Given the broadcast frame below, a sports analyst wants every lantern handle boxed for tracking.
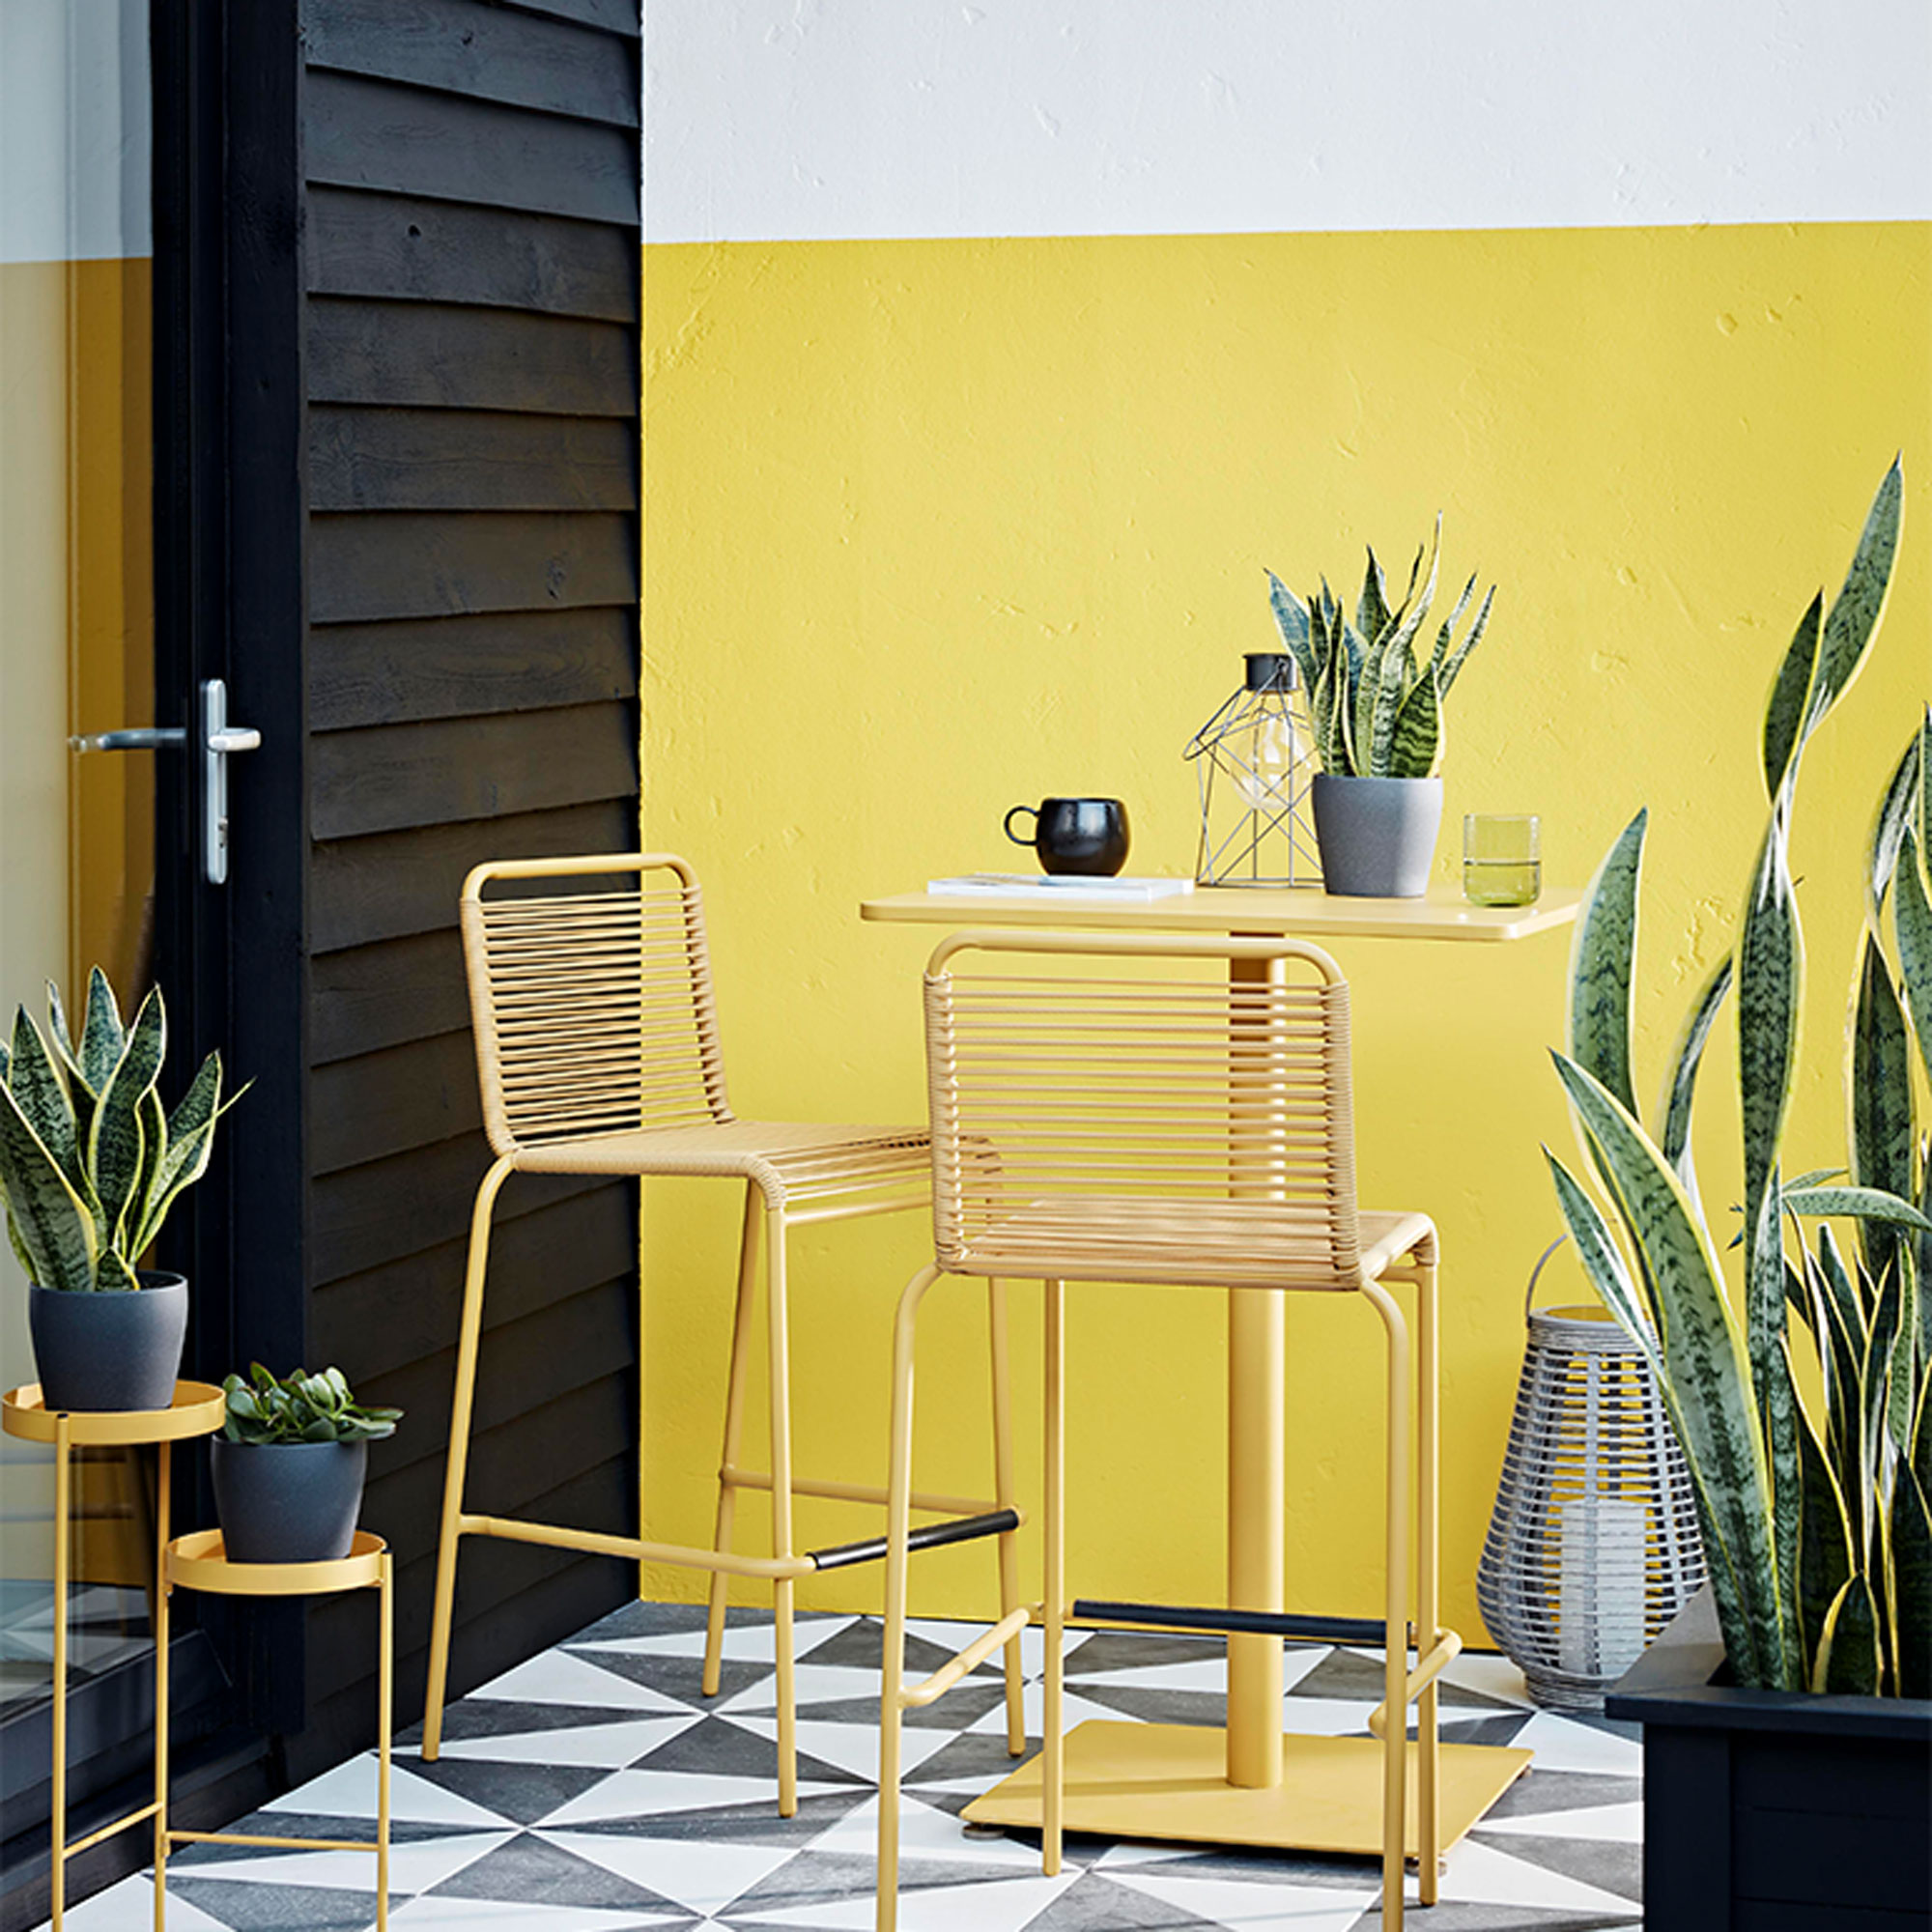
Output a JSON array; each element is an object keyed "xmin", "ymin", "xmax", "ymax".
[{"xmin": 1524, "ymin": 1234, "xmax": 1571, "ymax": 1322}]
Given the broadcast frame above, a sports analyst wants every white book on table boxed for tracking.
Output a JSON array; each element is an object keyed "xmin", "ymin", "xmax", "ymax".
[{"xmin": 925, "ymin": 873, "xmax": 1197, "ymax": 903}]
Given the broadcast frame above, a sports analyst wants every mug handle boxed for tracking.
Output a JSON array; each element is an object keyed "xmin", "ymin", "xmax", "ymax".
[{"xmin": 1003, "ymin": 805, "xmax": 1038, "ymax": 846}]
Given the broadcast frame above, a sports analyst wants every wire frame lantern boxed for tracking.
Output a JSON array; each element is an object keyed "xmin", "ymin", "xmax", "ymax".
[
  {"xmin": 1185, "ymin": 652, "xmax": 1321, "ymax": 887},
  {"xmin": 1477, "ymin": 1239, "xmax": 1707, "ymax": 1710}
]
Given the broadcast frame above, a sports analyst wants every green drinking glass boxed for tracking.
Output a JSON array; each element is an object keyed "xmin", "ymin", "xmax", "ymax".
[{"xmin": 1463, "ymin": 813, "xmax": 1541, "ymax": 907}]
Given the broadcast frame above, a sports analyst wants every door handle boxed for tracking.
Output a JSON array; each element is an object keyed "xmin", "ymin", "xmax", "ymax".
[{"xmin": 70, "ymin": 679, "xmax": 262, "ymax": 886}]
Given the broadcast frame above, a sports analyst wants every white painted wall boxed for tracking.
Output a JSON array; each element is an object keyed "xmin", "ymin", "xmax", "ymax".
[
  {"xmin": 643, "ymin": 0, "xmax": 1932, "ymax": 243},
  {"xmin": 0, "ymin": 0, "xmax": 151, "ymax": 265}
]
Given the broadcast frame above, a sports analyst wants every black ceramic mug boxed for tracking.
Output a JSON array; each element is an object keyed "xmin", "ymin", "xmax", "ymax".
[{"xmin": 1003, "ymin": 797, "xmax": 1131, "ymax": 876}]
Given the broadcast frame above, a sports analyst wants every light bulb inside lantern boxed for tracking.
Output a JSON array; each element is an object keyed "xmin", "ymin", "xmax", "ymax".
[{"xmin": 1234, "ymin": 709, "xmax": 1304, "ymax": 810}]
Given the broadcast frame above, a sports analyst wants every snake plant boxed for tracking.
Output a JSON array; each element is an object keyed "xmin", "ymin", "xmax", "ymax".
[
  {"xmin": 220, "ymin": 1363, "xmax": 401, "ymax": 1444},
  {"xmin": 1548, "ymin": 457, "xmax": 1932, "ymax": 1695},
  {"xmin": 1265, "ymin": 519, "xmax": 1496, "ymax": 778},
  {"xmin": 0, "ymin": 969, "xmax": 241, "ymax": 1292}
]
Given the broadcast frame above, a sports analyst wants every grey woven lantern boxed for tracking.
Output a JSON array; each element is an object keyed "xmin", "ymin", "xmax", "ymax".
[
  {"xmin": 1477, "ymin": 1239, "xmax": 1707, "ymax": 1710},
  {"xmin": 1185, "ymin": 651, "xmax": 1321, "ymax": 887}
]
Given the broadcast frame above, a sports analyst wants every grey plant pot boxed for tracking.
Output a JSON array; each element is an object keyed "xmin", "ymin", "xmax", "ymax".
[
  {"xmin": 28, "ymin": 1271, "xmax": 188, "ymax": 1412},
  {"xmin": 1311, "ymin": 774, "xmax": 1444, "ymax": 898},
  {"xmin": 211, "ymin": 1437, "xmax": 368, "ymax": 1563}
]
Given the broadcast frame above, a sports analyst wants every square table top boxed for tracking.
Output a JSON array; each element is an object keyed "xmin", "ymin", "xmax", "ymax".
[{"xmin": 860, "ymin": 881, "xmax": 1581, "ymax": 944}]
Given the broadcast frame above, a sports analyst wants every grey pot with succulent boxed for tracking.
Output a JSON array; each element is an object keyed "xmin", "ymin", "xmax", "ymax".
[
  {"xmin": 1267, "ymin": 519, "xmax": 1495, "ymax": 896},
  {"xmin": 213, "ymin": 1364, "xmax": 402, "ymax": 1563},
  {"xmin": 1546, "ymin": 460, "xmax": 1930, "ymax": 1926},
  {"xmin": 0, "ymin": 970, "xmax": 241, "ymax": 1411}
]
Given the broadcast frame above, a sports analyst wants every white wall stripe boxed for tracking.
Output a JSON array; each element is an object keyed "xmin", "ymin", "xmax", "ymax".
[{"xmin": 643, "ymin": 0, "xmax": 1932, "ymax": 245}]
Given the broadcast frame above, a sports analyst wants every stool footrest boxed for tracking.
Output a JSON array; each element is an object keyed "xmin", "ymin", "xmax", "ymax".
[
  {"xmin": 810, "ymin": 1507, "xmax": 1021, "ymax": 1573},
  {"xmin": 1071, "ymin": 1599, "xmax": 1406, "ymax": 1648}
]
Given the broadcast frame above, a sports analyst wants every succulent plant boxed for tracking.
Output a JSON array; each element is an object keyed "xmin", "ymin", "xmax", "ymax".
[
  {"xmin": 0, "ymin": 969, "xmax": 242, "ymax": 1292},
  {"xmin": 1265, "ymin": 518, "xmax": 1495, "ymax": 779},
  {"xmin": 220, "ymin": 1363, "xmax": 402, "ymax": 1445},
  {"xmin": 1548, "ymin": 458, "xmax": 1932, "ymax": 1695}
]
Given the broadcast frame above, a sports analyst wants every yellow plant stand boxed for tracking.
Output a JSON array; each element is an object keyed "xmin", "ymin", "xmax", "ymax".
[
  {"xmin": 158, "ymin": 1529, "xmax": 394, "ymax": 1930},
  {"xmin": 1, "ymin": 1381, "xmax": 226, "ymax": 1931}
]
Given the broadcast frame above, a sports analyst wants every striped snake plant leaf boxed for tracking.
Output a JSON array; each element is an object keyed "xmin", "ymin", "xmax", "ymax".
[
  {"xmin": 1739, "ymin": 807, "xmax": 1804, "ymax": 1210},
  {"xmin": 1754, "ymin": 1176, "xmax": 1802, "ymax": 1641},
  {"xmin": 1429, "ymin": 571, "xmax": 1478, "ymax": 680},
  {"xmin": 1761, "ymin": 591, "xmax": 1824, "ymax": 805},
  {"xmin": 1568, "ymin": 810, "xmax": 1647, "ymax": 1118},
  {"xmin": 0, "ymin": 1082, "xmax": 99, "ymax": 1292},
  {"xmin": 1779, "ymin": 1184, "xmax": 1932, "ymax": 1230},
  {"xmin": 76, "ymin": 965, "xmax": 126, "ymax": 1094},
  {"xmin": 1657, "ymin": 953, "xmax": 1734, "ymax": 1216},
  {"xmin": 133, "ymin": 1110, "xmax": 225, "ymax": 1258},
  {"xmin": 1265, "ymin": 572, "xmax": 1321, "ymax": 698},
  {"xmin": 1551, "ymin": 1050, "xmax": 1792, "ymax": 1685},
  {"xmin": 86, "ymin": 986, "xmax": 166, "ymax": 1241},
  {"xmin": 1808, "ymin": 454, "xmax": 1903, "ymax": 737},
  {"xmin": 1387, "ymin": 667, "xmax": 1442, "ymax": 780},
  {"xmin": 1375, "ymin": 526, "xmax": 1441, "ymax": 672},
  {"xmin": 1788, "ymin": 1336, "xmax": 1855, "ymax": 1667},
  {"xmin": 1357, "ymin": 547, "xmax": 1394, "ymax": 648},
  {"xmin": 1367, "ymin": 633, "xmax": 1411, "ymax": 775},
  {"xmin": 96, "ymin": 1248, "xmax": 140, "ymax": 1292},
  {"xmin": 1813, "ymin": 1573, "xmax": 1883, "ymax": 1694},
  {"xmin": 129, "ymin": 1088, "xmax": 168, "ymax": 1254},
  {"xmin": 1892, "ymin": 1461, "xmax": 1932, "ymax": 1697},
  {"xmin": 1353, "ymin": 616, "xmax": 1397, "ymax": 777},
  {"xmin": 1314, "ymin": 645, "xmax": 1350, "ymax": 775},
  {"xmin": 1437, "ymin": 582, "xmax": 1495, "ymax": 698},
  {"xmin": 9, "ymin": 1009, "xmax": 84, "ymax": 1198},
  {"xmin": 1851, "ymin": 933, "xmax": 1916, "ymax": 1286},
  {"xmin": 1893, "ymin": 827, "xmax": 1932, "ymax": 1085},
  {"xmin": 1861, "ymin": 1261, "xmax": 1904, "ymax": 1507},
  {"xmin": 1868, "ymin": 730, "xmax": 1921, "ymax": 919},
  {"xmin": 7, "ymin": 1209, "xmax": 34, "ymax": 1280},
  {"xmin": 43, "ymin": 982, "xmax": 100, "ymax": 1154}
]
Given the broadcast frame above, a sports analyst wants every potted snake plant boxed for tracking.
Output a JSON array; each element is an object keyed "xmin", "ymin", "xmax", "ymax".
[
  {"xmin": 0, "ymin": 971, "xmax": 241, "ymax": 1411},
  {"xmin": 213, "ymin": 1364, "xmax": 401, "ymax": 1563},
  {"xmin": 1266, "ymin": 518, "xmax": 1496, "ymax": 895},
  {"xmin": 1546, "ymin": 459, "xmax": 1931, "ymax": 1930}
]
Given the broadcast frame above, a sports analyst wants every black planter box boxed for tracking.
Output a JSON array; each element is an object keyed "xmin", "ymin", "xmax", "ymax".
[{"xmin": 1607, "ymin": 1588, "xmax": 1932, "ymax": 1930}]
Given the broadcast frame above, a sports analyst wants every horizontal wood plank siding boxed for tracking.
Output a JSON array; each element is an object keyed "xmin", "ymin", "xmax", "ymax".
[{"xmin": 291, "ymin": 0, "xmax": 640, "ymax": 1778}]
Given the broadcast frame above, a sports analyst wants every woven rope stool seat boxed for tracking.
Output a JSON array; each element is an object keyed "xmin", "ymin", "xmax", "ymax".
[
  {"xmin": 1477, "ymin": 1240, "xmax": 1706, "ymax": 1710},
  {"xmin": 421, "ymin": 854, "xmax": 1023, "ymax": 1819}
]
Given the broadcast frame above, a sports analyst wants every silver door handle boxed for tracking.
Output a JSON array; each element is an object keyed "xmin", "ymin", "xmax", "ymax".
[{"xmin": 69, "ymin": 679, "xmax": 261, "ymax": 885}]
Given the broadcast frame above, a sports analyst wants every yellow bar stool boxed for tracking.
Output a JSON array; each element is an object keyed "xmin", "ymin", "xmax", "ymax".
[
  {"xmin": 422, "ymin": 854, "xmax": 1024, "ymax": 1813},
  {"xmin": 876, "ymin": 930, "xmax": 1457, "ymax": 1931}
]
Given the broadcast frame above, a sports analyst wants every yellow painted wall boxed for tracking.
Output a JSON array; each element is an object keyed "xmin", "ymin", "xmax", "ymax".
[{"xmin": 639, "ymin": 221, "xmax": 1932, "ymax": 1638}]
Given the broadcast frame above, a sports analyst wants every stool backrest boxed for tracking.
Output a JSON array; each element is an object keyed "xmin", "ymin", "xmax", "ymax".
[
  {"xmin": 461, "ymin": 854, "xmax": 733, "ymax": 1152},
  {"xmin": 923, "ymin": 930, "xmax": 1364, "ymax": 1290}
]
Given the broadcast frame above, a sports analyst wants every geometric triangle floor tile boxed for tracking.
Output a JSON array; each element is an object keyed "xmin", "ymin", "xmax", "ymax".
[{"xmin": 43, "ymin": 1606, "xmax": 1646, "ymax": 1931}]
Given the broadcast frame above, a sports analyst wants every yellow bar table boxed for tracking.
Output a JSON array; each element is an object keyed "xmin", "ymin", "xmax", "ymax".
[
  {"xmin": 859, "ymin": 881, "xmax": 1580, "ymax": 1860},
  {"xmin": 1, "ymin": 1382, "xmax": 226, "ymax": 1932}
]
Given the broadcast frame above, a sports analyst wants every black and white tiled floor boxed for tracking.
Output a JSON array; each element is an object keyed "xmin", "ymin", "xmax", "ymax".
[{"xmin": 51, "ymin": 1605, "xmax": 1643, "ymax": 1930}]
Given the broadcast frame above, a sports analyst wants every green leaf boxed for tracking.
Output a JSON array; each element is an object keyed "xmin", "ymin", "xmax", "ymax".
[
  {"xmin": 1437, "ymin": 582, "xmax": 1494, "ymax": 697},
  {"xmin": 1809, "ymin": 455, "xmax": 1902, "ymax": 735},
  {"xmin": 0, "ymin": 1082, "xmax": 99, "ymax": 1292},
  {"xmin": 1851, "ymin": 934, "xmax": 1916, "ymax": 1286},
  {"xmin": 1568, "ymin": 810, "xmax": 1647, "ymax": 1117},
  {"xmin": 1894, "ymin": 828, "xmax": 1932, "ymax": 1088},
  {"xmin": 1386, "ymin": 667, "xmax": 1441, "ymax": 779},
  {"xmin": 1429, "ymin": 572, "xmax": 1477, "ymax": 679},
  {"xmin": 125, "ymin": 1088, "xmax": 168, "ymax": 1262},
  {"xmin": 1891, "ymin": 1465, "xmax": 1932, "ymax": 1698},
  {"xmin": 1753, "ymin": 1178, "xmax": 1800, "ymax": 1638},
  {"xmin": 86, "ymin": 986, "xmax": 165, "ymax": 1240},
  {"xmin": 76, "ymin": 967, "xmax": 126, "ymax": 1094},
  {"xmin": 1265, "ymin": 571, "xmax": 1321, "ymax": 698},
  {"xmin": 1551, "ymin": 1051, "xmax": 1790, "ymax": 1685},
  {"xmin": 1352, "ymin": 616, "xmax": 1395, "ymax": 777},
  {"xmin": 1357, "ymin": 547, "xmax": 1392, "ymax": 647},
  {"xmin": 1790, "ymin": 1341, "xmax": 1855, "ymax": 1668},
  {"xmin": 1738, "ymin": 809, "xmax": 1802, "ymax": 1210},
  {"xmin": 1814, "ymin": 1574, "xmax": 1882, "ymax": 1693},
  {"xmin": 1657, "ymin": 954, "xmax": 1734, "ymax": 1214},
  {"xmin": 95, "ymin": 1248, "xmax": 140, "ymax": 1292},
  {"xmin": 1546, "ymin": 1150, "xmax": 1663, "ymax": 1356},
  {"xmin": 1869, "ymin": 729, "xmax": 1922, "ymax": 918},
  {"xmin": 8, "ymin": 1009, "xmax": 83, "ymax": 1196},
  {"xmin": 1762, "ymin": 590, "xmax": 1824, "ymax": 804},
  {"xmin": 1781, "ymin": 1185, "xmax": 1932, "ymax": 1230}
]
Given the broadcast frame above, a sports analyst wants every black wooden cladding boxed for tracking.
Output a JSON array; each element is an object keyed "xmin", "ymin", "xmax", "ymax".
[{"xmin": 283, "ymin": 0, "xmax": 639, "ymax": 1784}]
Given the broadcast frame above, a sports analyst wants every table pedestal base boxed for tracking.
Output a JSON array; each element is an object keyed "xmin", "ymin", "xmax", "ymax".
[{"xmin": 962, "ymin": 1720, "xmax": 1532, "ymax": 1857}]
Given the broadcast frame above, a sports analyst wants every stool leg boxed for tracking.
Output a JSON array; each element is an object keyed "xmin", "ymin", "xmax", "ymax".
[
  {"xmin": 987, "ymin": 1279, "xmax": 1025, "ymax": 1757},
  {"xmin": 424, "ymin": 1153, "xmax": 515, "ymax": 1760},
  {"xmin": 766, "ymin": 1204, "xmax": 799, "ymax": 1817},
  {"xmin": 1042, "ymin": 1278, "xmax": 1065, "ymax": 1879},
  {"xmin": 154, "ymin": 1441, "xmax": 171, "ymax": 1932},
  {"xmin": 1365, "ymin": 1278, "xmax": 1411, "ymax": 1932},
  {"xmin": 1418, "ymin": 1259, "xmax": 1441, "ymax": 1905},
  {"xmin": 377, "ymin": 1552, "xmax": 393, "ymax": 1932},
  {"xmin": 877, "ymin": 1264, "xmax": 938, "ymax": 1932},
  {"xmin": 52, "ymin": 1413, "xmax": 69, "ymax": 1932},
  {"xmin": 703, "ymin": 1185, "xmax": 762, "ymax": 1697}
]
